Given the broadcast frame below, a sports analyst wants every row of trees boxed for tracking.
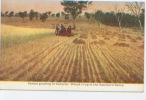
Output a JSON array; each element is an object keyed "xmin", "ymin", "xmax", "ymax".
[
  {"xmin": 84, "ymin": 9, "xmax": 144, "ymax": 28},
  {"xmin": 84, "ymin": 2, "xmax": 144, "ymax": 31},
  {"xmin": 1, "ymin": 1, "xmax": 144, "ymax": 31},
  {"xmin": 1, "ymin": 10, "xmax": 67, "ymax": 22}
]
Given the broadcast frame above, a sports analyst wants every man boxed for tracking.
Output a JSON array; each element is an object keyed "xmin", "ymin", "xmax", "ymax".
[
  {"xmin": 67, "ymin": 25, "xmax": 71, "ymax": 37},
  {"xmin": 55, "ymin": 24, "xmax": 61, "ymax": 36},
  {"xmin": 61, "ymin": 24, "xmax": 66, "ymax": 36}
]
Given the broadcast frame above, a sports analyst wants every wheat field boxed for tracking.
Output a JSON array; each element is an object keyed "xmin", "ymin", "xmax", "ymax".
[
  {"xmin": 1, "ymin": 25, "xmax": 54, "ymax": 47},
  {"xmin": 0, "ymin": 20, "xmax": 144, "ymax": 83}
]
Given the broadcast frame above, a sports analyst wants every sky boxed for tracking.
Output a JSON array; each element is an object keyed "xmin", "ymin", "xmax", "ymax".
[{"xmin": 1, "ymin": 0, "xmax": 145, "ymax": 14}]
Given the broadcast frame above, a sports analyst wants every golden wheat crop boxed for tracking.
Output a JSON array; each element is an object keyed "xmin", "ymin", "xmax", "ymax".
[{"xmin": 1, "ymin": 25, "xmax": 54, "ymax": 47}]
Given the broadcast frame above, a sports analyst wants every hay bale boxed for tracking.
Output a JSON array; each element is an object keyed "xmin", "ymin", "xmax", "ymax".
[
  {"xmin": 136, "ymin": 37, "xmax": 142, "ymax": 40},
  {"xmin": 90, "ymin": 40, "xmax": 106, "ymax": 45},
  {"xmin": 92, "ymin": 35, "xmax": 97, "ymax": 39},
  {"xmin": 73, "ymin": 38, "xmax": 86, "ymax": 44},
  {"xmin": 90, "ymin": 41, "xmax": 98, "ymax": 44},
  {"xmin": 131, "ymin": 39, "xmax": 137, "ymax": 42},
  {"xmin": 119, "ymin": 38, "xmax": 125, "ymax": 41},
  {"xmin": 79, "ymin": 34, "xmax": 88, "ymax": 39},
  {"xmin": 104, "ymin": 37, "xmax": 110, "ymax": 40},
  {"xmin": 121, "ymin": 30, "xmax": 127, "ymax": 33},
  {"xmin": 114, "ymin": 42, "xmax": 129, "ymax": 47},
  {"xmin": 126, "ymin": 35, "xmax": 131, "ymax": 39}
]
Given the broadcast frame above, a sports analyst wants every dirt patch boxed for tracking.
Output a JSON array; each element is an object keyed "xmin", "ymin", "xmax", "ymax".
[
  {"xmin": 114, "ymin": 42, "xmax": 129, "ymax": 47},
  {"xmin": 73, "ymin": 38, "xmax": 86, "ymax": 44}
]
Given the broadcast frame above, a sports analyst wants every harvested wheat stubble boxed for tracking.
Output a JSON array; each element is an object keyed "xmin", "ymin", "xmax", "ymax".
[
  {"xmin": 118, "ymin": 35, "xmax": 126, "ymax": 41},
  {"xmin": 136, "ymin": 36, "xmax": 142, "ymax": 40},
  {"xmin": 73, "ymin": 38, "xmax": 86, "ymax": 44},
  {"xmin": 131, "ymin": 39, "xmax": 137, "ymax": 42},
  {"xmin": 139, "ymin": 44, "xmax": 144, "ymax": 49},
  {"xmin": 90, "ymin": 40, "xmax": 106, "ymax": 45},
  {"xmin": 91, "ymin": 35, "xmax": 97, "ymax": 39},
  {"xmin": 126, "ymin": 35, "xmax": 131, "ymax": 39},
  {"xmin": 90, "ymin": 41, "xmax": 98, "ymax": 44},
  {"xmin": 104, "ymin": 37, "xmax": 110, "ymax": 40},
  {"xmin": 114, "ymin": 42, "xmax": 129, "ymax": 47},
  {"xmin": 121, "ymin": 30, "xmax": 127, "ymax": 33},
  {"xmin": 79, "ymin": 34, "xmax": 88, "ymax": 39}
]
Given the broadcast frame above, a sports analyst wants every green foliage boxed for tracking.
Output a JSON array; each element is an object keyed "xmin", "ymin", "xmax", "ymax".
[
  {"xmin": 40, "ymin": 13, "xmax": 48, "ymax": 22},
  {"xmin": 5, "ymin": 11, "xmax": 9, "ymax": 16},
  {"xmin": 18, "ymin": 11, "xmax": 27, "ymax": 21},
  {"xmin": 61, "ymin": 12, "xmax": 66, "ymax": 16},
  {"xmin": 140, "ymin": 9, "xmax": 145, "ymax": 27},
  {"xmin": 65, "ymin": 14, "xmax": 70, "ymax": 19},
  {"xmin": 29, "ymin": 10, "xmax": 35, "ymax": 20},
  {"xmin": 61, "ymin": 0, "xmax": 92, "ymax": 29},
  {"xmin": 84, "ymin": 12, "xmax": 91, "ymax": 20},
  {"xmin": 48, "ymin": 11, "xmax": 52, "ymax": 16},
  {"xmin": 94, "ymin": 10, "xmax": 104, "ymax": 22},
  {"xmin": 61, "ymin": 0, "xmax": 90, "ymax": 20},
  {"xmin": 92, "ymin": 9, "xmax": 144, "ymax": 28},
  {"xmin": 8, "ymin": 11, "xmax": 14, "ymax": 18},
  {"xmin": 51, "ymin": 14, "xmax": 55, "ymax": 18},
  {"xmin": 1, "ymin": 12, "xmax": 4, "ymax": 17},
  {"xmin": 56, "ymin": 12, "xmax": 60, "ymax": 18}
]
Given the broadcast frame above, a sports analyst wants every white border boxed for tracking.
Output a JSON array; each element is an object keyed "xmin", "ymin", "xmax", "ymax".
[{"xmin": 0, "ymin": 0, "xmax": 146, "ymax": 100}]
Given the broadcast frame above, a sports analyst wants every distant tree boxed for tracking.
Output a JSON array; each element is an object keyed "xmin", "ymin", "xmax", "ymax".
[
  {"xmin": 61, "ymin": 0, "xmax": 92, "ymax": 29},
  {"xmin": 113, "ymin": 4, "xmax": 125, "ymax": 29},
  {"xmin": 5, "ymin": 11, "xmax": 9, "ymax": 16},
  {"xmin": 56, "ymin": 12, "xmax": 60, "ymax": 18},
  {"xmin": 61, "ymin": 12, "xmax": 66, "ymax": 16},
  {"xmin": 34, "ymin": 12, "xmax": 39, "ymax": 20},
  {"xmin": 29, "ymin": 10, "xmax": 35, "ymax": 20},
  {"xmin": 48, "ymin": 11, "xmax": 52, "ymax": 16},
  {"xmin": 51, "ymin": 14, "xmax": 55, "ymax": 18},
  {"xmin": 8, "ymin": 11, "xmax": 14, "ymax": 19},
  {"xmin": 140, "ymin": 9, "xmax": 145, "ymax": 27},
  {"xmin": 40, "ymin": 13, "xmax": 48, "ymax": 22},
  {"xmin": 94, "ymin": 10, "xmax": 104, "ymax": 28},
  {"xmin": 18, "ymin": 11, "xmax": 27, "ymax": 22},
  {"xmin": 125, "ymin": 2, "xmax": 144, "ymax": 31},
  {"xmin": 65, "ymin": 14, "xmax": 70, "ymax": 20},
  {"xmin": 15, "ymin": 13, "xmax": 19, "ymax": 17},
  {"xmin": 1, "ymin": 12, "xmax": 5, "ymax": 17},
  {"xmin": 102, "ymin": 12, "xmax": 116, "ymax": 26},
  {"xmin": 84, "ymin": 12, "xmax": 91, "ymax": 21},
  {"xmin": 122, "ymin": 13, "xmax": 137, "ymax": 27}
]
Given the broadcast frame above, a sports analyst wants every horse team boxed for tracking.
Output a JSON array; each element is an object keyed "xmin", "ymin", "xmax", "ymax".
[{"xmin": 55, "ymin": 24, "xmax": 72, "ymax": 37}]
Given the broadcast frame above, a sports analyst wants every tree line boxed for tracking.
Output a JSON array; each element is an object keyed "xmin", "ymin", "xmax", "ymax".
[
  {"xmin": 85, "ymin": 9, "xmax": 144, "ymax": 28},
  {"xmin": 84, "ymin": 2, "xmax": 144, "ymax": 31},
  {"xmin": 1, "ymin": 1, "xmax": 144, "ymax": 31},
  {"xmin": 1, "ymin": 10, "xmax": 69, "ymax": 22}
]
